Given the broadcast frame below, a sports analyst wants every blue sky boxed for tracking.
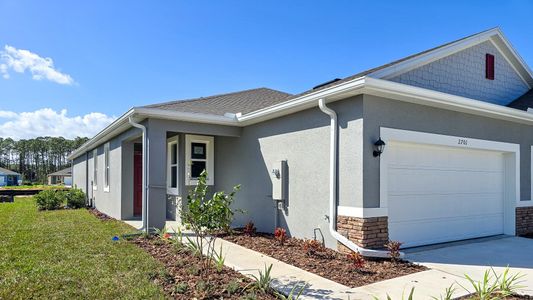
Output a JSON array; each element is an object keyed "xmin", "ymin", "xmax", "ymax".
[{"xmin": 0, "ymin": 0, "xmax": 532, "ymax": 139}]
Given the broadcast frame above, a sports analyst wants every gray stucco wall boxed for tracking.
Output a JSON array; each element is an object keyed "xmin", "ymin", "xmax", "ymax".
[
  {"xmin": 72, "ymin": 155, "xmax": 87, "ymax": 192},
  {"xmin": 215, "ymin": 96, "xmax": 364, "ymax": 248},
  {"xmin": 362, "ymin": 94, "xmax": 533, "ymax": 208},
  {"xmin": 389, "ymin": 41, "xmax": 529, "ymax": 105}
]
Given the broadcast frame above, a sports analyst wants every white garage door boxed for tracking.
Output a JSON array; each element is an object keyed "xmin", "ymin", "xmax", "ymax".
[{"xmin": 387, "ymin": 141, "xmax": 505, "ymax": 248}]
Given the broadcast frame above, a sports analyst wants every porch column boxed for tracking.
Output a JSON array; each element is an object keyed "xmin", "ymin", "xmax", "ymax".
[{"xmin": 146, "ymin": 120, "xmax": 167, "ymax": 229}]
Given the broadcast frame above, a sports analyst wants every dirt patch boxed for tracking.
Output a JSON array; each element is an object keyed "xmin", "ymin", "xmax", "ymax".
[
  {"xmin": 221, "ymin": 230, "xmax": 426, "ymax": 288},
  {"xmin": 131, "ymin": 236, "xmax": 278, "ymax": 299}
]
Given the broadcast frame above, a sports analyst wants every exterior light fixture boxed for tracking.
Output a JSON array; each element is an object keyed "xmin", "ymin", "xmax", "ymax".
[{"xmin": 373, "ymin": 138, "xmax": 386, "ymax": 157}]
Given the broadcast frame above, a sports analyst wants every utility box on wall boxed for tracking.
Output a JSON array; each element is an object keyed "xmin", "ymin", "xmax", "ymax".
[{"xmin": 271, "ymin": 160, "xmax": 287, "ymax": 201}]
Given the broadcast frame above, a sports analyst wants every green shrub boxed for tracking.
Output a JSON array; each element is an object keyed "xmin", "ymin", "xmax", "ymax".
[
  {"xmin": 34, "ymin": 190, "xmax": 66, "ymax": 210},
  {"xmin": 65, "ymin": 188, "xmax": 86, "ymax": 209}
]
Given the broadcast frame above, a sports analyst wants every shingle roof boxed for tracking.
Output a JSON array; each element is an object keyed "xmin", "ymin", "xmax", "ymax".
[
  {"xmin": 0, "ymin": 167, "xmax": 20, "ymax": 176},
  {"xmin": 48, "ymin": 167, "xmax": 72, "ymax": 177},
  {"xmin": 143, "ymin": 88, "xmax": 293, "ymax": 116}
]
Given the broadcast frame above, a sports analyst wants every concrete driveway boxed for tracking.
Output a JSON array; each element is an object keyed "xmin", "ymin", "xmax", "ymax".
[
  {"xmin": 344, "ymin": 236, "xmax": 533, "ymax": 299},
  {"xmin": 405, "ymin": 236, "xmax": 533, "ymax": 297}
]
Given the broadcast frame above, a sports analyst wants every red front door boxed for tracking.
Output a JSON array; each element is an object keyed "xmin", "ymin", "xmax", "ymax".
[{"xmin": 133, "ymin": 145, "xmax": 143, "ymax": 216}]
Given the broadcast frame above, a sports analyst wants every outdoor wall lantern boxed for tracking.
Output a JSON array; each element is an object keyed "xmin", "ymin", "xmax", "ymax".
[{"xmin": 373, "ymin": 138, "xmax": 386, "ymax": 157}]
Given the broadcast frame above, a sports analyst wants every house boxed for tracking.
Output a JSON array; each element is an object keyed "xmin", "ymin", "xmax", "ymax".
[
  {"xmin": 69, "ymin": 28, "xmax": 533, "ymax": 255},
  {"xmin": 47, "ymin": 167, "xmax": 72, "ymax": 186},
  {"xmin": 0, "ymin": 167, "xmax": 21, "ymax": 187}
]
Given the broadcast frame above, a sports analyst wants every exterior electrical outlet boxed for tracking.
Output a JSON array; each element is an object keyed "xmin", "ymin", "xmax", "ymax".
[{"xmin": 271, "ymin": 160, "xmax": 287, "ymax": 201}]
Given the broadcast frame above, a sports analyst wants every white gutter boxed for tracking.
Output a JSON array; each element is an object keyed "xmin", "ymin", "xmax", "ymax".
[
  {"xmin": 318, "ymin": 98, "xmax": 394, "ymax": 258},
  {"xmin": 128, "ymin": 116, "xmax": 149, "ymax": 234}
]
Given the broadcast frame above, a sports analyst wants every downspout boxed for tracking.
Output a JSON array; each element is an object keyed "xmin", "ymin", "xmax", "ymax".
[
  {"xmin": 128, "ymin": 116, "xmax": 149, "ymax": 234},
  {"xmin": 318, "ymin": 98, "xmax": 392, "ymax": 258}
]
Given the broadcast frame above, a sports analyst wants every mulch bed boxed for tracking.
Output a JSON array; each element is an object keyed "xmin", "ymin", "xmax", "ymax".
[
  {"xmin": 221, "ymin": 230, "xmax": 427, "ymax": 288},
  {"xmin": 131, "ymin": 236, "xmax": 277, "ymax": 299},
  {"xmin": 87, "ymin": 208, "xmax": 114, "ymax": 221}
]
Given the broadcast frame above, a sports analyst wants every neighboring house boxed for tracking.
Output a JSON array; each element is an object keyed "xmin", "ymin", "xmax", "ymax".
[
  {"xmin": 0, "ymin": 167, "xmax": 21, "ymax": 187},
  {"xmin": 47, "ymin": 168, "xmax": 72, "ymax": 186},
  {"xmin": 69, "ymin": 28, "xmax": 533, "ymax": 254}
]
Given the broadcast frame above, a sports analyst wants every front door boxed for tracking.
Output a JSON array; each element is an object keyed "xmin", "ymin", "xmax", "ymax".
[{"xmin": 133, "ymin": 144, "xmax": 143, "ymax": 217}]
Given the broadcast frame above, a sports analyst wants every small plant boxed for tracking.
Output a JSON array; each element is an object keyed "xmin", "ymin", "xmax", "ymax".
[
  {"xmin": 346, "ymin": 251, "xmax": 365, "ymax": 269},
  {"xmin": 65, "ymin": 188, "xmax": 86, "ymax": 208},
  {"xmin": 211, "ymin": 245, "xmax": 226, "ymax": 273},
  {"xmin": 196, "ymin": 280, "xmax": 213, "ymax": 294},
  {"xmin": 225, "ymin": 279, "xmax": 242, "ymax": 295},
  {"xmin": 153, "ymin": 225, "xmax": 168, "ymax": 240},
  {"xmin": 186, "ymin": 265, "xmax": 200, "ymax": 276},
  {"xmin": 174, "ymin": 282, "xmax": 188, "ymax": 294},
  {"xmin": 493, "ymin": 266, "xmax": 525, "ymax": 297},
  {"xmin": 431, "ymin": 283, "xmax": 456, "ymax": 300},
  {"xmin": 385, "ymin": 240, "xmax": 402, "ymax": 262},
  {"xmin": 274, "ymin": 227, "xmax": 287, "ymax": 246},
  {"xmin": 373, "ymin": 287, "xmax": 415, "ymax": 300},
  {"xmin": 243, "ymin": 221, "xmax": 257, "ymax": 236},
  {"xmin": 302, "ymin": 239, "xmax": 324, "ymax": 257},
  {"xmin": 34, "ymin": 189, "xmax": 66, "ymax": 210},
  {"xmin": 184, "ymin": 236, "xmax": 201, "ymax": 256},
  {"xmin": 247, "ymin": 264, "xmax": 273, "ymax": 294}
]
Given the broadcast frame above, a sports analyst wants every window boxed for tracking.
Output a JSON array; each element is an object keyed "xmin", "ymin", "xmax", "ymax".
[
  {"xmin": 93, "ymin": 149, "xmax": 98, "ymax": 190},
  {"xmin": 185, "ymin": 135, "xmax": 214, "ymax": 185},
  {"xmin": 167, "ymin": 137, "xmax": 179, "ymax": 195},
  {"xmin": 486, "ymin": 53, "xmax": 495, "ymax": 80},
  {"xmin": 104, "ymin": 143, "xmax": 110, "ymax": 192}
]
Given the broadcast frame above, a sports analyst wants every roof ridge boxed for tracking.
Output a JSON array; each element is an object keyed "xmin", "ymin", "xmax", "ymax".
[{"xmin": 144, "ymin": 87, "xmax": 291, "ymax": 108}]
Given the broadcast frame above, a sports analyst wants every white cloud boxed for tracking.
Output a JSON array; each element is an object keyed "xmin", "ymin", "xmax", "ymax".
[
  {"xmin": 0, "ymin": 45, "xmax": 74, "ymax": 85},
  {"xmin": 0, "ymin": 108, "xmax": 115, "ymax": 140}
]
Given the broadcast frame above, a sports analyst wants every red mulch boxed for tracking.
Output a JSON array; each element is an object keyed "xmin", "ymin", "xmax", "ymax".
[
  {"xmin": 221, "ymin": 230, "xmax": 427, "ymax": 288},
  {"xmin": 131, "ymin": 236, "xmax": 277, "ymax": 299},
  {"xmin": 87, "ymin": 208, "xmax": 114, "ymax": 221}
]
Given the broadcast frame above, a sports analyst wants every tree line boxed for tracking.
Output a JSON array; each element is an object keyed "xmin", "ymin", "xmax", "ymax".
[{"xmin": 0, "ymin": 137, "xmax": 89, "ymax": 184}]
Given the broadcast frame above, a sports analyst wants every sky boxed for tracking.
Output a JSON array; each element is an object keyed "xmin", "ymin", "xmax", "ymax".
[{"xmin": 0, "ymin": 0, "xmax": 532, "ymax": 139}]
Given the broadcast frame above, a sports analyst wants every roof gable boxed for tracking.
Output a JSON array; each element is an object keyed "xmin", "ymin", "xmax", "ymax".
[
  {"xmin": 368, "ymin": 28, "xmax": 533, "ymax": 88},
  {"xmin": 387, "ymin": 40, "xmax": 529, "ymax": 105},
  {"xmin": 0, "ymin": 167, "xmax": 20, "ymax": 176}
]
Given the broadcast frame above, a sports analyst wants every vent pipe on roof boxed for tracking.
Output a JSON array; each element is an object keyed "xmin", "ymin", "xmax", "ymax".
[
  {"xmin": 128, "ymin": 116, "xmax": 149, "ymax": 234},
  {"xmin": 318, "ymin": 98, "xmax": 396, "ymax": 258}
]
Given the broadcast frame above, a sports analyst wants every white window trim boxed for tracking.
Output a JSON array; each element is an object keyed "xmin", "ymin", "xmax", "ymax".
[
  {"xmin": 185, "ymin": 134, "xmax": 214, "ymax": 186},
  {"xmin": 92, "ymin": 149, "xmax": 98, "ymax": 191},
  {"xmin": 104, "ymin": 143, "xmax": 110, "ymax": 192},
  {"xmin": 167, "ymin": 136, "xmax": 179, "ymax": 195}
]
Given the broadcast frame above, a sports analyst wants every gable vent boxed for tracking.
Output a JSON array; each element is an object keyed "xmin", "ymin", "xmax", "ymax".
[{"xmin": 486, "ymin": 53, "xmax": 495, "ymax": 80}]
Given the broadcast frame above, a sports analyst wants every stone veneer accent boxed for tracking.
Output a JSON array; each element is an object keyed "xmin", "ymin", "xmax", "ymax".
[
  {"xmin": 516, "ymin": 206, "xmax": 533, "ymax": 236},
  {"xmin": 337, "ymin": 215, "xmax": 388, "ymax": 253}
]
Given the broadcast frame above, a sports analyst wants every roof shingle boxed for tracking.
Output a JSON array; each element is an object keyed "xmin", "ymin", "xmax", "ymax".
[{"xmin": 143, "ymin": 88, "xmax": 292, "ymax": 116}]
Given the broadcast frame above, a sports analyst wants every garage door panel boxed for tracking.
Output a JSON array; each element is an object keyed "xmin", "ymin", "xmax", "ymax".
[
  {"xmin": 388, "ymin": 168, "xmax": 503, "ymax": 195},
  {"xmin": 386, "ymin": 142, "xmax": 505, "ymax": 248},
  {"xmin": 389, "ymin": 213, "xmax": 503, "ymax": 247},
  {"xmin": 389, "ymin": 194, "xmax": 503, "ymax": 222}
]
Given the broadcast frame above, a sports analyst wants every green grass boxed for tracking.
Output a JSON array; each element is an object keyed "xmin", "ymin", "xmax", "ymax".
[
  {"xmin": 0, "ymin": 197, "xmax": 167, "ymax": 299},
  {"xmin": 0, "ymin": 185, "xmax": 68, "ymax": 190}
]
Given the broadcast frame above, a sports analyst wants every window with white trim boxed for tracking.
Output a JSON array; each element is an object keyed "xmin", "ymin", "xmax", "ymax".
[
  {"xmin": 93, "ymin": 149, "xmax": 98, "ymax": 190},
  {"xmin": 167, "ymin": 137, "xmax": 179, "ymax": 195},
  {"xmin": 104, "ymin": 143, "xmax": 110, "ymax": 192},
  {"xmin": 185, "ymin": 135, "xmax": 214, "ymax": 185}
]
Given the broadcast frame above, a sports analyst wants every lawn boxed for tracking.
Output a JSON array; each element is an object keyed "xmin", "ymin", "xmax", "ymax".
[
  {"xmin": 0, "ymin": 197, "xmax": 166, "ymax": 299},
  {"xmin": 0, "ymin": 185, "xmax": 68, "ymax": 190}
]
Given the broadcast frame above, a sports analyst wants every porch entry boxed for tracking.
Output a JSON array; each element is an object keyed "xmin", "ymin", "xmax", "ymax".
[{"xmin": 133, "ymin": 143, "xmax": 142, "ymax": 217}]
